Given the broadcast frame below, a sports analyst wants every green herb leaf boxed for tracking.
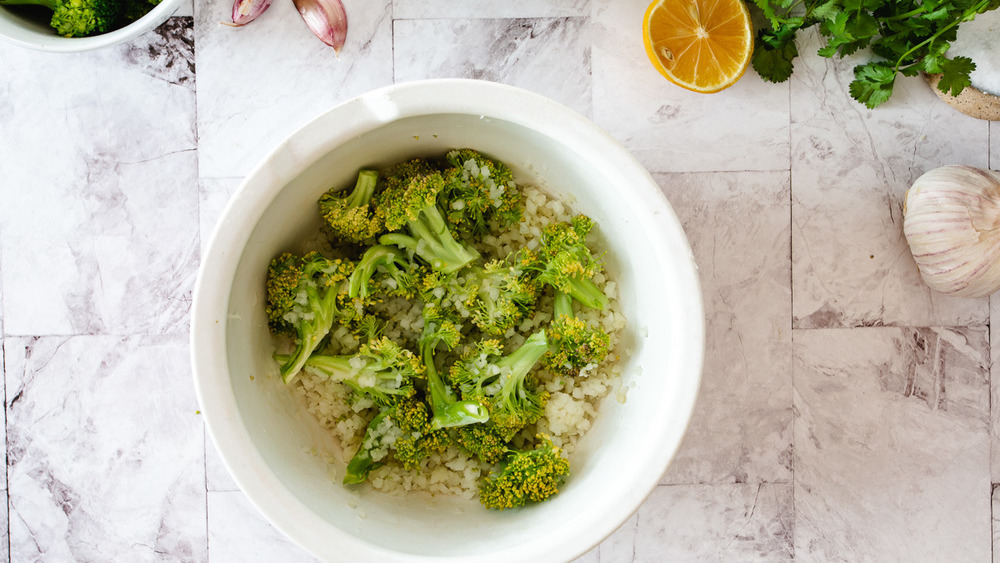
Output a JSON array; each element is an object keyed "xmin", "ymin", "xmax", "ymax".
[
  {"xmin": 752, "ymin": 34, "xmax": 800, "ymax": 83},
  {"xmin": 751, "ymin": 0, "xmax": 780, "ymax": 26},
  {"xmin": 936, "ymin": 56, "xmax": 976, "ymax": 96},
  {"xmin": 749, "ymin": 0, "xmax": 997, "ymax": 107},
  {"xmin": 811, "ymin": 0, "xmax": 841, "ymax": 19},
  {"xmin": 849, "ymin": 62, "xmax": 897, "ymax": 108},
  {"xmin": 841, "ymin": 0, "xmax": 886, "ymax": 12}
]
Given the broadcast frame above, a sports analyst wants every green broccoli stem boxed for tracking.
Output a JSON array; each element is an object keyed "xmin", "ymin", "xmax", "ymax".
[
  {"xmin": 343, "ymin": 409, "xmax": 389, "ymax": 484},
  {"xmin": 553, "ymin": 291, "xmax": 573, "ymax": 319},
  {"xmin": 302, "ymin": 354, "xmax": 386, "ymax": 390},
  {"xmin": 457, "ymin": 331, "xmax": 549, "ymax": 431},
  {"xmin": 420, "ymin": 336, "xmax": 489, "ymax": 430},
  {"xmin": 494, "ymin": 332, "xmax": 549, "ymax": 417},
  {"xmin": 564, "ymin": 277, "xmax": 609, "ymax": 310},
  {"xmin": 278, "ymin": 282, "xmax": 341, "ymax": 384},
  {"xmin": 380, "ymin": 205, "xmax": 479, "ymax": 273},
  {"xmin": 379, "ymin": 233, "xmax": 416, "ymax": 252},
  {"xmin": 343, "ymin": 448, "xmax": 374, "ymax": 484},
  {"xmin": 348, "ymin": 245, "xmax": 407, "ymax": 298},
  {"xmin": 299, "ymin": 353, "xmax": 416, "ymax": 406},
  {"xmin": 347, "ymin": 170, "xmax": 378, "ymax": 207},
  {"xmin": 301, "ymin": 354, "xmax": 355, "ymax": 377},
  {"xmin": 497, "ymin": 330, "xmax": 549, "ymax": 382}
]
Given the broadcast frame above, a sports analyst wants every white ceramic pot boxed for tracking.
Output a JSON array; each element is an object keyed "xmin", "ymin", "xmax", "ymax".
[
  {"xmin": 191, "ymin": 78, "xmax": 704, "ymax": 563},
  {"xmin": 0, "ymin": 0, "xmax": 183, "ymax": 52}
]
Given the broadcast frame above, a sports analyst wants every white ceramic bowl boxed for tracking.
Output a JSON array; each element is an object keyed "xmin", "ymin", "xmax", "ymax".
[
  {"xmin": 0, "ymin": 0, "xmax": 182, "ymax": 52},
  {"xmin": 192, "ymin": 79, "xmax": 704, "ymax": 562}
]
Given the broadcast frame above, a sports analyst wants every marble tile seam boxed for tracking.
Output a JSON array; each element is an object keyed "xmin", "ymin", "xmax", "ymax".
[
  {"xmin": 200, "ymin": 426, "xmax": 213, "ymax": 559},
  {"xmin": 656, "ymin": 168, "xmax": 795, "ymax": 175},
  {"xmin": 0, "ymin": 330, "xmax": 193, "ymax": 339},
  {"xmin": 387, "ymin": 15, "xmax": 590, "ymax": 21},
  {"xmin": 788, "ymin": 323, "xmax": 990, "ymax": 331},
  {"xmin": 195, "ymin": 175, "xmax": 246, "ymax": 183},
  {"xmin": 654, "ymin": 479, "xmax": 795, "ymax": 487},
  {"xmin": 991, "ymin": 126, "xmax": 995, "ymax": 170}
]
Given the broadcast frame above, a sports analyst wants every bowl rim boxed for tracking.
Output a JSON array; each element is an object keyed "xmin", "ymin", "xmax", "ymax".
[
  {"xmin": 0, "ymin": 0, "xmax": 183, "ymax": 52},
  {"xmin": 191, "ymin": 78, "xmax": 705, "ymax": 562}
]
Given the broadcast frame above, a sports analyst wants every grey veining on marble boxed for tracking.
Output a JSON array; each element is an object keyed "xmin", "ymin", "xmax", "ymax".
[
  {"xmin": 5, "ymin": 335, "xmax": 206, "ymax": 561},
  {"xmin": 601, "ymin": 484, "xmax": 794, "ymax": 561},
  {"xmin": 992, "ymin": 123, "xmax": 999, "ymax": 168},
  {"xmin": 199, "ymin": 178, "xmax": 241, "ymax": 255},
  {"xmin": 392, "ymin": 0, "xmax": 590, "ymax": 20},
  {"xmin": 193, "ymin": 0, "xmax": 393, "ymax": 179},
  {"xmin": 0, "ymin": 383, "xmax": 6, "ymax": 563},
  {"xmin": 209, "ymin": 491, "xmax": 317, "ymax": 562},
  {"xmin": 0, "ymin": 0, "xmax": 998, "ymax": 560},
  {"xmin": 0, "ymin": 19, "xmax": 198, "ymax": 338},
  {"xmin": 205, "ymin": 434, "xmax": 239, "ymax": 494},
  {"xmin": 393, "ymin": 17, "xmax": 592, "ymax": 118},
  {"xmin": 994, "ymin": 486, "xmax": 1000, "ymax": 563},
  {"xmin": 794, "ymin": 327, "xmax": 991, "ymax": 561},
  {"xmin": 994, "ymin": 295, "xmax": 1000, "ymax": 483},
  {"xmin": 656, "ymin": 171, "xmax": 792, "ymax": 486}
]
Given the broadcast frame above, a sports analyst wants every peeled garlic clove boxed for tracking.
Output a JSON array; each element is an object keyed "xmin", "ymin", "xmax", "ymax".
[
  {"xmin": 230, "ymin": 0, "xmax": 273, "ymax": 26},
  {"xmin": 903, "ymin": 165, "xmax": 1000, "ymax": 297},
  {"xmin": 291, "ymin": 0, "xmax": 347, "ymax": 53}
]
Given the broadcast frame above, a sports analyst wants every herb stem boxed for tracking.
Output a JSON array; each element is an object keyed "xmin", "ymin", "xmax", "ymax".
[
  {"xmin": 882, "ymin": 6, "xmax": 927, "ymax": 21},
  {"xmin": 891, "ymin": 0, "xmax": 991, "ymax": 71}
]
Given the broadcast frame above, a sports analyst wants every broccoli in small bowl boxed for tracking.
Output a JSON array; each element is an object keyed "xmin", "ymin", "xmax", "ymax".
[{"xmin": 0, "ymin": 0, "xmax": 178, "ymax": 50}]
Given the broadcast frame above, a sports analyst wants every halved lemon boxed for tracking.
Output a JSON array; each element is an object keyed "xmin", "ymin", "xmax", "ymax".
[{"xmin": 642, "ymin": 0, "xmax": 753, "ymax": 94}]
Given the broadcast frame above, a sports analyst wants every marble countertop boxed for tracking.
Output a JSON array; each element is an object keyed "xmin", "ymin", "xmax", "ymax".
[{"xmin": 0, "ymin": 0, "xmax": 997, "ymax": 560}]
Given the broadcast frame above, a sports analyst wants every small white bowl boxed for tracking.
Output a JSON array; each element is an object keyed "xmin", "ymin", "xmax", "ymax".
[
  {"xmin": 0, "ymin": 0, "xmax": 182, "ymax": 52},
  {"xmin": 192, "ymin": 79, "xmax": 704, "ymax": 562}
]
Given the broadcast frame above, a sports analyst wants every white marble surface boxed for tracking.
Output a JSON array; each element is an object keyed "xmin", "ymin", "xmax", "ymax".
[{"xmin": 0, "ymin": 0, "xmax": 997, "ymax": 560}]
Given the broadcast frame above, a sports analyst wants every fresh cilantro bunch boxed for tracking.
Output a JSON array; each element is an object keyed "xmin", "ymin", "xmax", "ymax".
[{"xmin": 751, "ymin": 0, "xmax": 999, "ymax": 108}]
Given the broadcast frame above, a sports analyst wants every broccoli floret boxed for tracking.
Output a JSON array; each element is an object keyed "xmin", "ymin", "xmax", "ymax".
[
  {"xmin": 52, "ymin": 0, "xmax": 123, "ymax": 36},
  {"xmin": 440, "ymin": 149, "xmax": 523, "ymax": 237},
  {"xmin": 450, "ymin": 330, "xmax": 550, "ymax": 432},
  {"xmin": 418, "ymin": 307, "xmax": 489, "ymax": 430},
  {"xmin": 328, "ymin": 340, "xmax": 432, "ymax": 486},
  {"xmin": 348, "ymin": 244, "xmax": 419, "ymax": 299},
  {"xmin": 521, "ymin": 215, "xmax": 609, "ymax": 310},
  {"xmin": 544, "ymin": 291, "xmax": 611, "ymax": 376},
  {"xmin": 388, "ymin": 395, "xmax": 451, "ymax": 470},
  {"xmin": 417, "ymin": 269, "xmax": 479, "ymax": 318},
  {"xmin": 343, "ymin": 394, "xmax": 450, "ymax": 484},
  {"xmin": 478, "ymin": 435, "xmax": 570, "ymax": 509},
  {"xmin": 466, "ymin": 260, "xmax": 539, "ymax": 335},
  {"xmin": 265, "ymin": 252, "xmax": 358, "ymax": 384},
  {"xmin": 455, "ymin": 423, "xmax": 513, "ymax": 465},
  {"xmin": 0, "ymin": 0, "xmax": 126, "ymax": 36},
  {"xmin": 382, "ymin": 158, "xmax": 436, "ymax": 191},
  {"xmin": 319, "ymin": 170, "xmax": 384, "ymax": 244},
  {"xmin": 417, "ymin": 260, "xmax": 538, "ymax": 336},
  {"xmin": 377, "ymin": 168, "xmax": 480, "ymax": 273},
  {"xmin": 294, "ymin": 336, "xmax": 422, "ymax": 404},
  {"xmin": 354, "ymin": 315, "xmax": 385, "ymax": 342}
]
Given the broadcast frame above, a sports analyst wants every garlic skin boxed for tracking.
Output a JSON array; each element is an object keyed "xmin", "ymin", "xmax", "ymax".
[
  {"xmin": 291, "ymin": 0, "xmax": 347, "ymax": 53},
  {"xmin": 230, "ymin": 0, "xmax": 273, "ymax": 26},
  {"xmin": 903, "ymin": 165, "xmax": 1000, "ymax": 297}
]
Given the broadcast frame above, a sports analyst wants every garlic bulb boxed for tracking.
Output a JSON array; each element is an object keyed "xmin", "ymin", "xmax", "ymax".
[{"xmin": 903, "ymin": 165, "xmax": 1000, "ymax": 297}]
